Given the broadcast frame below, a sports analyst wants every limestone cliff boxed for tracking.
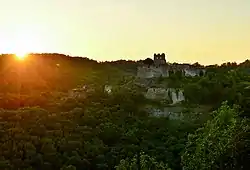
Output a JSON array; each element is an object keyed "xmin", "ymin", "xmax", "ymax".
[{"xmin": 145, "ymin": 87, "xmax": 185, "ymax": 104}]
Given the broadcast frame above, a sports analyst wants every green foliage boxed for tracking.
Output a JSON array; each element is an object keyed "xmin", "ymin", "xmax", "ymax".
[
  {"xmin": 60, "ymin": 165, "xmax": 76, "ymax": 170},
  {"xmin": 183, "ymin": 68, "xmax": 250, "ymax": 111},
  {"xmin": 115, "ymin": 152, "xmax": 171, "ymax": 170},
  {"xmin": 0, "ymin": 54, "xmax": 250, "ymax": 170},
  {"xmin": 182, "ymin": 102, "xmax": 248, "ymax": 170}
]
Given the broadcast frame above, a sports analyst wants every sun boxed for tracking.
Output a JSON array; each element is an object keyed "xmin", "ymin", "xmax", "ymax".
[{"xmin": 15, "ymin": 52, "xmax": 28, "ymax": 60}]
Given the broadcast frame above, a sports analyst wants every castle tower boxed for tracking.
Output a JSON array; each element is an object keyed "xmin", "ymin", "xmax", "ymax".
[{"xmin": 154, "ymin": 53, "xmax": 166, "ymax": 67}]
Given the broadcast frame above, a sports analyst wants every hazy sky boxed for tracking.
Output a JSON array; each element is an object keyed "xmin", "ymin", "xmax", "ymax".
[{"xmin": 0, "ymin": 0, "xmax": 249, "ymax": 64}]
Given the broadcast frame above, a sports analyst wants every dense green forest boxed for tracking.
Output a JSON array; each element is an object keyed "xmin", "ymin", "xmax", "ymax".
[{"xmin": 0, "ymin": 53, "xmax": 250, "ymax": 170}]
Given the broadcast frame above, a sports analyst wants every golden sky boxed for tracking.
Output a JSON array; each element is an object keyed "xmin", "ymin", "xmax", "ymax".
[{"xmin": 0, "ymin": 0, "xmax": 249, "ymax": 65}]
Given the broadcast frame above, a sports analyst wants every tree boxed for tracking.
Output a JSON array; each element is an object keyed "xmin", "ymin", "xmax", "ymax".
[
  {"xmin": 199, "ymin": 70, "xmax": 204, "ymax": 76},
  {"xmin": 115, "ymin": 152, "xmax": 171, "ymax": 170},
  {"xmin": 192, "ymin": 62, "xmax": 202, "ymax": 68},
  {"xmin": 143, "ymin": 58, "xmax": 154, "ymax": 67},
  {"xmin": 182, "ymin": 102, "xmax": 248, "ymax": 170},
  {"xmin": 60, "ymin": 165, "xmax": 76, "ymax": 170}
]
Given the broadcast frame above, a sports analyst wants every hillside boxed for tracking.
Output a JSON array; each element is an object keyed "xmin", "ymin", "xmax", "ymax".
[{"xmin": 0, "ymin": 53, "xmax": 250, "ymax": 170}]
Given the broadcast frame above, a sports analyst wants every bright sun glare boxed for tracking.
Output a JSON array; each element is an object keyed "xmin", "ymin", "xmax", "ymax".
[{"xmin": 15, "ymin": 52, "xmax": 28, "ymax": 60}]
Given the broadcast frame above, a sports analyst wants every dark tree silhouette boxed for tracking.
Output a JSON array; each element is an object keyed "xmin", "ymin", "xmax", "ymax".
[
  {"xmin": 193, "ymin": 62, "xmax": 202, "ymax": 68},
  {"xmin": 143, "ymin": 58, "xmax": 154, "ymax": 67},
  {"xmin": 199, "ymin": 70, "xmax": 204, "ymax": 76}
]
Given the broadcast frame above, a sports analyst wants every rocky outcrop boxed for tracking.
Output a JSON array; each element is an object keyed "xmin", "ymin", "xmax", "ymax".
[
  {"xmin": 146, "ymin": 105, "xmax": 211, "ymax": 120},
  {"xmin": 146, "ymin": 106, "xmax": 184, "ymax": 120},
  {"xmin": 145, "ymin": 88, "xmax": 185, "ymax": 104},
  {"xmin": 170, "ymin": 89, "xmax": 185, "ymax": 104},
  {"xmin": 184, "ymin": 68, "xmax": 206, "ymax": 77}
]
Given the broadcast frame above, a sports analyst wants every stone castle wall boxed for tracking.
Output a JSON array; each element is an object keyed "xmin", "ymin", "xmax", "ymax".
[
  {"xmin": 137, "ymin": 65, "xmax": 205, "ymax": 79},
  {"xmin": 137, "ymin": 66, "xmax": 169, "ymax": 78},
  {"xmin": 154, "ymin": 53, "xmax": 166, "ymax": 66},
  {"xmin": 137, "ymin": 53, "xmax": 206, "ymax": 79}
]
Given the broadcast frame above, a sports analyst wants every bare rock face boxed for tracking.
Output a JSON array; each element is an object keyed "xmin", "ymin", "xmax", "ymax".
[
  {"xmin": 184, "ymin": 68, "xmax": 202, "ymax": 77},
  {"xmin": 144, "ymin": 88, "xmax": 185, "ymax": 104},
  {"xmin": 170, "ymin": 89, "xmax": 185, "ymax": 104},
  {"xmin": 146, "ymin": 106, "xmax": 184, "ymax": 120}
]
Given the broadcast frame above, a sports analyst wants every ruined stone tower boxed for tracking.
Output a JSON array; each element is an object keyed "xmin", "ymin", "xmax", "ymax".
[{"xmin": 153, "ymin": 53, "xmax": 166, "ymax": 67}]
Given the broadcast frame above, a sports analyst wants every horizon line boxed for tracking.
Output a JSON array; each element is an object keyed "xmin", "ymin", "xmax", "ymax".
[{"xmin": 0, "ymin": 52, "xmax": 248, "ymax": 66}]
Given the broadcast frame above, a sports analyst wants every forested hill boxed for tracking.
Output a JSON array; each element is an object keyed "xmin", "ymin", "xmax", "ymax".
[{"xmin": 0, "ymin": 53, "xmax": 250, "ymax": 170}]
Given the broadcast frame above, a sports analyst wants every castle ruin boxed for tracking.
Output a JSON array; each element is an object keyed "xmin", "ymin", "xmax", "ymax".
[
  {"xmin": 154, "ymin": 53, "xmax": 166, "ymax": 67},
  {"xmin": 137, "ymin": 53, "xmax": 206, "ymax": 79}
]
